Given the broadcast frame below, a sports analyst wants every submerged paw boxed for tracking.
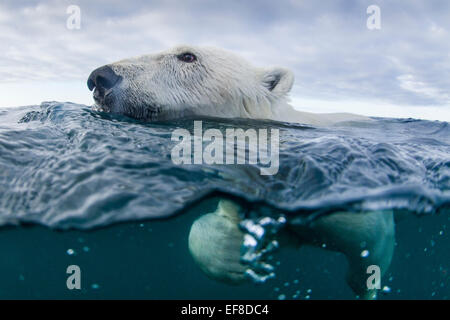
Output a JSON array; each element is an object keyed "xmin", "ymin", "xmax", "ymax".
[
  {"xmin": 188, "ymin": 200, "xmax": 286, "ymax": 284},
  {"xmin": 188, "ymin": 201, "xmax": 247, "ymax": 284}
]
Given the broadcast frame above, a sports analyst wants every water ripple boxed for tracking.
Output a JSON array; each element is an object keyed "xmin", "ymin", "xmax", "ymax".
[{"xmin": 0, "ymin": 101, "xmax": 448, "ymax": 229}]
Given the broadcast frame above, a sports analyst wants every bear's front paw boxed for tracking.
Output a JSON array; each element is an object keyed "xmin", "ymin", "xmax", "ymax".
[
  {"xmin": 188, "ymin": 200, "xmax": 247, "ymax": 284},
  {"xmin": 188, "ymin": 200, "xmax": 286, "ymax": 285}
]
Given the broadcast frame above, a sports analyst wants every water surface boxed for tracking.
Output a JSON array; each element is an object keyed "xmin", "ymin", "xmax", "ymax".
[{"xmin": 0, "ymin": 102, "xmax": 448, "ymax": 299}]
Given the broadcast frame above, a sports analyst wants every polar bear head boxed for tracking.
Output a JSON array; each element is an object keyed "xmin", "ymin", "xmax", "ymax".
[{"xmin": 87, "ymin": 45, "xmax": 294, "ymax": 121}]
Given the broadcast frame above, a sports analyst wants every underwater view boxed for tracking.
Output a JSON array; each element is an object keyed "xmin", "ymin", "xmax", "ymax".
[{"xmin": 0, "ymin": 102, "xmax": 448, "ymax": 299}]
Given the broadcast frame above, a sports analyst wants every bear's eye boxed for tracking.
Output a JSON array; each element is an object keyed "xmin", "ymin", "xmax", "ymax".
[{"xmin": 177, "ymin": 52, "xmax": 197, "ymax": 63}]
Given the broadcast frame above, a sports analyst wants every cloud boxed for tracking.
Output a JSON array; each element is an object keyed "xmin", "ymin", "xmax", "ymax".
[
  {"xmin": 398, "ymin": 74, "xmax": 450, "ymax": 104},
  {"xmin": 0, "ymin": 0, "xmax": 449, "ymax": 120}
]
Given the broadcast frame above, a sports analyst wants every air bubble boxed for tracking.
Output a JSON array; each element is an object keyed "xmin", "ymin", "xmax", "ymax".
[
  {"xmin": 360, "ymin": 250, "xmax": 369, "ymax": 258},
  {"xmin": 382, "ymin": 286, "xmax": 391, "ymax": 293}
]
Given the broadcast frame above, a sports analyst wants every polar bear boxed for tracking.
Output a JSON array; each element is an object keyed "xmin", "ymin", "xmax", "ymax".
[
  {"xmin": 87, "ymin": 45, "xmax": 369, "ymax": 125},
  {"xmin": 88, "ymin": 45, "xmax": 395, "ymax": 299}
]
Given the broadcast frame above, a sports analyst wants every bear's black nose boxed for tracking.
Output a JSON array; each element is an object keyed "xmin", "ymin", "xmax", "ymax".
[{"xmin": 87, "ymin": 65, "xmax": 121, "ymax": 92}]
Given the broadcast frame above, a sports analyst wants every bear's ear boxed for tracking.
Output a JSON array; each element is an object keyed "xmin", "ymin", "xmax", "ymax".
[{"xmin": 261, "ymin": 67, "xmax": 294, "ymax": 96}]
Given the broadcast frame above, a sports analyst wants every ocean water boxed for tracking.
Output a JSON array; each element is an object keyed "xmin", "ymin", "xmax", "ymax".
[{"xmin": 0, "ymin": 101, "xmax": 448, "ymax": 299}]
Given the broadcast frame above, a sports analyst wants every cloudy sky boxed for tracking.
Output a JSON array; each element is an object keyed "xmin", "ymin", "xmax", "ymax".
[{"xmin": 0, "ymin": 0, "xmax": 449, "ymax": 121}]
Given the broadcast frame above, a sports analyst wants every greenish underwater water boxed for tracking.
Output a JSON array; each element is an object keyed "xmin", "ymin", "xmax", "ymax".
[{"xmin": 0, "ymin": 197, "xmax": 448, "ymax": 299}]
